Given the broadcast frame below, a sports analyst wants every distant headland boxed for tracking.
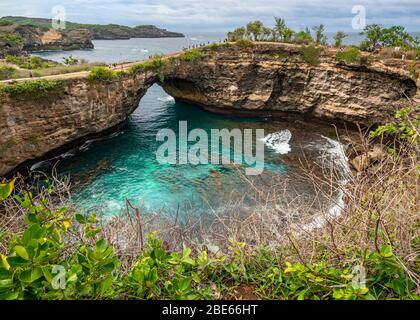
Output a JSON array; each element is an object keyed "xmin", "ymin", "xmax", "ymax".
[{"xmin": 0, "ymin": 16, "xmax": 185, "ymax": 56}]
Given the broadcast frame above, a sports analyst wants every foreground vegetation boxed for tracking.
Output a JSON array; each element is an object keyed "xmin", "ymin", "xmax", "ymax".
[
  {"xmin": 0, "ymin": 55, "xmax": 104, "ymax": 81},
  {"xmin": 0, "ymin": 79, "xmax": 64, "ymax": 99},
  {"xmin": 0, "ymin": 105, "xmax": 418, "ymax": 300}
]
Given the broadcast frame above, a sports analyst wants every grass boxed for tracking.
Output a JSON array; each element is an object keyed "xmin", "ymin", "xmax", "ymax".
[
  {"xmin": 0, "ymin": 65, "xmax": 16, "ymax": 80},
  {"xmin": 301, "ymin": 45, "xmax": 321, "ymax": 65},
  {"xmin": 0, "ymin": 79, "xmax": 64, "ymax": 99},
  {"xmin": 127, "ymin": 55, "xmax": 167, "ymax": 75},
  {"xmin": 5, "ymin": 55, "xmax": 55, "ymax": 70},
  {"xmin": 407, "ymin": 64, "xmax": 418, "ymax": 79},
  {"xmin": 181, "ymin": 48, "xmax": 204, "ymax": 61},
  {"xmin": 336, "ymin": 47, "xmax": 361, "ymax": 64},
  {"xmin": 0, "ymin": 33, "xmax": 22, "ymax": 46},
  {"xmin": 272, "ymin": 52, "xmax": 288, "ymax": 60},
  {"xmin": 209, "ymin": 43, "xmax": 221, "ymax": 50},
  {"xmin": 0, "ymin": 61, "xmax": 105, "ymax": 80},
  {"xmin": 235, "ymin": 39, "xmax": 254, "ymax": 47},
  {"xmin": 87, "ymin": 66, "xmax": 118, "ymax": 82}
]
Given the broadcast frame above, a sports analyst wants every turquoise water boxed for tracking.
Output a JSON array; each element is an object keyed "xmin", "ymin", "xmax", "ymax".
[{"xmin": 34, "ymin": 35, "xmax": 345, "ymax": 218}]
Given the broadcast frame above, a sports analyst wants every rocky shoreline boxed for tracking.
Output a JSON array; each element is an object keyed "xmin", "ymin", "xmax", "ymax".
[{"xmin": 0, "ymin": 17, "xmax": 184, "ymax": 57}]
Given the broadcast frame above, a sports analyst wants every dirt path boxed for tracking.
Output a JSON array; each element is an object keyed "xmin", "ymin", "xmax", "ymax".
[{"xmin": 0, "ymin": 51, "xmax": 183, "ymax": 84}]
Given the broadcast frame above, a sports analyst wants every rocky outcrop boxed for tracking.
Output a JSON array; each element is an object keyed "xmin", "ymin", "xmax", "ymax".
[
  {"xmin": 90, "ymin": 25, "xmax": 184, "ymax": 40},
  {"xmin": 0, "ymin": 24, "xmax": 93, "ymax": 56},
  {"xmin": 0, "ymin": 42, "xmax": 418, "ymax": 176},
  {"xmin": 162, "ymin": 43, "xmax": 418, "ymax": 124},
  {"xmin": 0, "ymin": 17, "xmax": 184, "ymax": 41},
  {"xmin": 0, "ymin": 70, "xmax": 159, "ymax": 176}
]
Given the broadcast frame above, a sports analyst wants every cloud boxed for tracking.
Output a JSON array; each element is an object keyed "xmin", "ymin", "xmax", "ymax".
[{"xmin": 1, "ymin": 0, "xmax": 419, "ymax": 32}]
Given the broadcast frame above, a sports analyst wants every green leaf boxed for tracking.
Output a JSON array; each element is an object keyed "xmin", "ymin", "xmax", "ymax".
[
  {"xmin": 380, "ymin": 245, "xmax": 393, "ymax": 258},
  {"xmin": 297, "ymin": 289, "xmax": 307, "ymax": 300},
  {"xmin": 96, "ymin": 239, "xmax": 108, "ymax": 253},
  {"xmin": 19, "ymin": 267, "xmax": 43, "ymax": 283},
  {"xmin": 14, "ymin": 245, "xmax": 29, "ymax": 260},
  {"xmin": 179, "ymin": 277, "xmax": 191, "ymax": 292},
  {"xmin": 100, "ymin": 276, "xmax": 113, "ymax": 295},
  {"xmin": 183, "ymin": 247, "xmax": 192, "ymax": 258},
  {"xmin": 0, "ymin": 178, "xmax": 16, "ymax": 201},
  {"xmin": 41, "ymin": 266, "xmax": 52, "ymax": 283},
  {"xmin": 0, "ymin": 278, "xmax": 13, "ymax": 288},
  {"xmin": 75, "ymin": 214, "xmax": 86, "ymax": 224},
  {"xmin": 23, "ymin": 224, "xmax": 44, "ymax": 244}
]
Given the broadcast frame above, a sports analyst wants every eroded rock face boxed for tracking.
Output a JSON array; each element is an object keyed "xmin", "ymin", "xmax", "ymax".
[
  {"xmin": 0, "ymin": 71, "xmax": 158, "ymax": 176},
  {"xmin": 0, "ymin": 24, "xmax": 93, "ymax": 57},
  {"xmin": 0, "ymin": 42, "xmax": 418, "ymax": 176},
  {"xmin": 162, "ymin": 43, "xmax": 418, "ymax": 124}
]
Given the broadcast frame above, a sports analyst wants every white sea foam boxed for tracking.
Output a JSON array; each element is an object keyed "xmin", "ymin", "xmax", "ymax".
[
  {"xmin": 141, "ymin": 49, "xmax": 149, "ymax": 53},
  {"xmin": 105, "ymin": 200, "xmax": 122, "ymax": 212},
  {"xmin": 260, "ymin": 129, "xmax": 292, "ymax": 154},
  {"xmin": 157, "ymin": 96, "xmax": 175, "ymax": 102},
  {"xmin": 303, "ymin": 136, "xmax": 351, "ymax": 231}
]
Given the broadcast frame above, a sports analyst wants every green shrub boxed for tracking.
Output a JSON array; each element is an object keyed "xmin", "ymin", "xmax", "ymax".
[
  {"xmin": 128, "ymin": 56, "xmax": 167, "ymax": 74},
  {"xmin": 62, "ymin": 55, "xmax": 79, "ymax": 66},
  {"xmin": 209, "ymin": 43, "xmax": 220, "ymax": 50},
  {"xmin": 181, "ymin": 48, "xmax": 204, "ymax": 61},
  {"xmin": 0, "ymin": 65, "xmax": 16, "ymax": 80},
  {"xmin": 407, "ymin": 64, "xmax": 418, "ymax": 79},
  {"xmin": 158, "ymin": 73, "xmax": 165, "ymax": 83},
  {"xmin": 301, "ymin": 45, "xmax": 321, "ymax": 65},
  {"xmin": 87, "ymin": 66, "xmax": 118, "ymax": 82},
  {"xmin": 0, "ymin": 185, "xmax": 119, "ymax": 299},
  {"xmin": 235, "ymin": 39, "xmax": 254, "ymax": 47},
  {"xmin": 0, "ymin": 33, "xmax": 22, "ymax": 46},
  {"xmin": 336, "ymin": 47, "xmax": 361, "ymax": 64},
  {"xmin": 0, "ymin": 79, "xmax": 64, "ymax": 99},
  {"xmin": 370, "ymin": 107, "xmax": 419, "ymax": 145},
  {"xmin": 0, "ymin": 21, "xmax": 13, "ymax": 26},
  {"xmin": 5, "ymin": 55, "xmax": 53, "ymax": 70},
  {"xmin": 273, "ymin": 52, "xmax": 288, "ymax": 60},
  {"xmin": 125, "ymin": 233, "xmax": 216, "ymax": 299},
  {"xmin": 0, "ymin": 179, "xmax": 418, "ymax": 300}
]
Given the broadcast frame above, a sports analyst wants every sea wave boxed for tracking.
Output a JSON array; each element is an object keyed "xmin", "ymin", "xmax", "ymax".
[
  {"xmin": 30, "ymin": 131, "xmax": 124, "ymax": 171},
  {"xmin": 157, "ymin": 96, "xmax": 175, "ymax": 102},
  {"xmin": 260, "ymin": 129, "xmax": 292, "ymax": 154},
  {"xmin": 303, "ymin": 136, "xmax": 351, "ymax": 231}
]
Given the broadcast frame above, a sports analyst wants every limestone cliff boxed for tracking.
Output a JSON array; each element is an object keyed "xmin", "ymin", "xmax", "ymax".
[
  {"xmin": 0, "ymin": 71, "xmax": 159, "ymax": 176},
  {"xmin": 0, "ymin": 42, "xmax": 418, "ymax": 176},
  {"xmin": 0, "ymin": 24, "xmax": 93, "ymax": 57},
  {"xmin": 162, "ymin": 43, "xmax": 418, "ymax": 124}
]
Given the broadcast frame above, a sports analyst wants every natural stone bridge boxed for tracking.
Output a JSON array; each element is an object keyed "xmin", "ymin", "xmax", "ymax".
[{"xmin": 0, "ymin": 42, "xmax": 418, "ymax": 176}]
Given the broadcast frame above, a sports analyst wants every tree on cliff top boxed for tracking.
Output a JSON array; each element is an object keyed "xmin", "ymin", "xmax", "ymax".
[
  {"xmin": 333, "ymin": 31, "xmax": 348, "ymax": 48},
  {"xmin": 246, "ymin": 21, "xmax": 264, "ymax": 41},
  {"xmin": 274, "ymin": 17, "xmax": 295, "ymax": 42},
  {"xmin": 360, "ymin": 24, "xmax": 420, "ymax": 51},
  {"xmin": 312, "ymin": 24, "xmax": 327, "ymax": 45}
]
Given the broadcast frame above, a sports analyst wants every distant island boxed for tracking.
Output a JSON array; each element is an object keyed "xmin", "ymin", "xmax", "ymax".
[{"xmin": 0, "ymin": 16, "xmax": 185, "ymax": 56}]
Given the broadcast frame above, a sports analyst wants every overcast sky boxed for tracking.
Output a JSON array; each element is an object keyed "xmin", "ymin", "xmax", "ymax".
[{"xmin": 1, "ymin": 0, "xmax": 420, "ymax": 32}]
